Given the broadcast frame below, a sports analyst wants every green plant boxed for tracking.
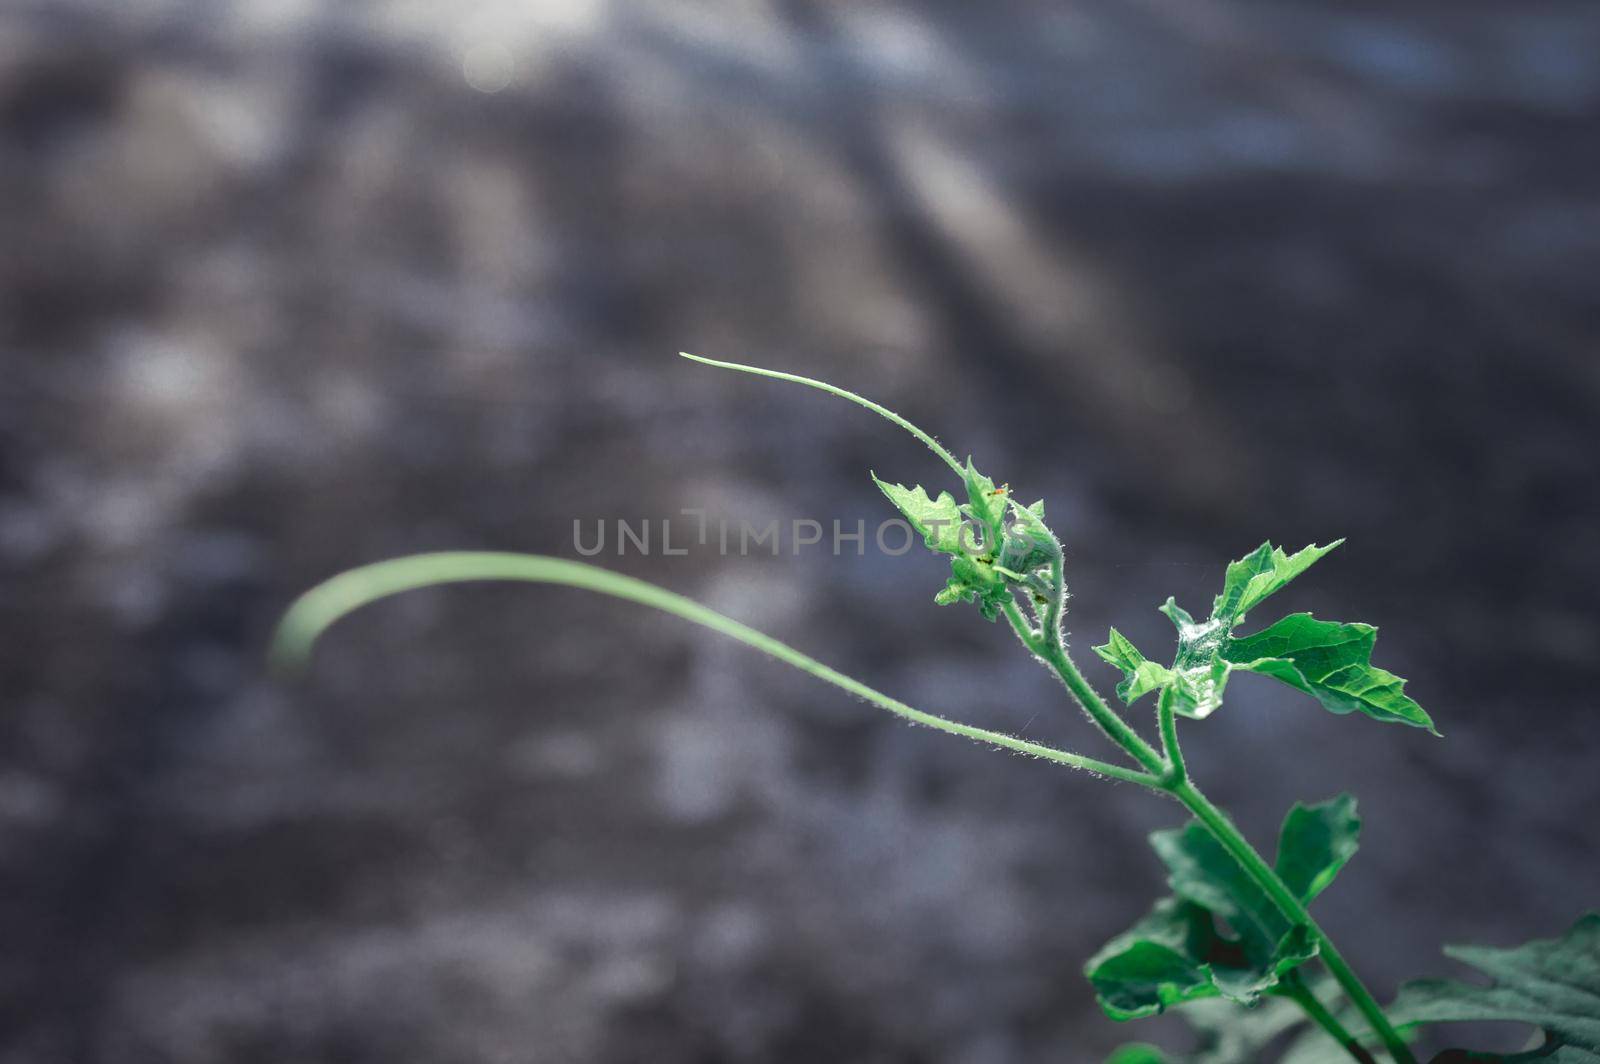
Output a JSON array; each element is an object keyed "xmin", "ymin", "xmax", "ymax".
[{"xmin": 274, "ymin": 354, "xmax": 1598, "ymax": 1062}]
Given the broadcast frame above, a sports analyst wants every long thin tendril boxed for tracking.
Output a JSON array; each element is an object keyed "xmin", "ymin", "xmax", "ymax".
[
  {"xmin": 679, "ymin": 352, "xmax": 965, "ymax": 476},
  {"xmin": 273, "ymin": 552, "xmax": 1160, "ymax": 787}
]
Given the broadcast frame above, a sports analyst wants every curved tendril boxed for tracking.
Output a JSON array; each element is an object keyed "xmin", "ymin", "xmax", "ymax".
[
  {"xmin": 679, "ymin": 352, "xmax": 965, "ymax": 476},
  {"xmin": 273, "ymin": 552, "xmax": 1160, "ymax": 787}
]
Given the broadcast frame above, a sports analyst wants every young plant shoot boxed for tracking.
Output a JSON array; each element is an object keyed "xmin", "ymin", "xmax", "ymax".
[{"xmin": 275, "ymin": 355, "xmax": 1598, "ymax": 1063}]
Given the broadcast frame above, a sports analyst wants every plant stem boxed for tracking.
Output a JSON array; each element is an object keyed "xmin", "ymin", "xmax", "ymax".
[
  {"xmin": 1001, "ymin": 600, "xmax": 1167, "ymax": 779},
  {"xmin": 1278, "ymin": 971, "xmax": 1377, "ymax": 1064},
  {"xmin": 1157, "ymin": 689, "xmax": 1185, "ymax": 785},
  {"xmin": 1016, "ymin": 614, "xmax": 1414, "ymax": 1063},
  {"xmin": 1169, "ymin": 778, "xmax": 1416, "ymax": 1063},
  {"xmin": 1042, "ymin": 641, "xmax": 1168, "ymax": 777},
  {"xmin": 1038, "ymin": 556, "xmax": 1068, "ymax": 650}
]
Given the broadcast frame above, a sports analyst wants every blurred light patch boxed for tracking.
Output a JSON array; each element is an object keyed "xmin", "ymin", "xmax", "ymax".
[
  {"xmin": 115, "ymin": 331, "xmax": 219, "ymax": 411},
  {"xmin": 461, "ymin": 42, "xmax": 515, "ymax": 94}
]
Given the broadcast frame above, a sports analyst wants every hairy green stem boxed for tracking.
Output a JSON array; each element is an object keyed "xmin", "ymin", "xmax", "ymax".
[
  {"xmin": 1037, "ymin": 641, "xmax": 1169, "ymax": 778},
  {"xmin": 1279, "ymin": 971, "xmax": 1376, "ymax": 1064},
  {"xmin": 272, "ymin": 552, "xmax": 1160, "ymax": 787},
  {"xmin": 1038, "ymin": 555, "xmax": 1067, "ymax": 648},
  {"xmin": 1010, "ymin": 607, "xmax": 1412, "ymax": 1062},
  {"xmin": 1001, "ymin": 598, "xmax": 1168, "ymax": 780},
  {"xmin": 1157, "ymin": 689, "xmax": 1186, "ymax": 785},
  {"xmin": 1170, "ymin": 778, "xmax": 1416, "ymax": 1063}
]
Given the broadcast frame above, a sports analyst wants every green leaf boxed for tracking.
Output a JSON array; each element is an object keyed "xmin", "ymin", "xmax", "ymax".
[
  {"xmin": 1215, "ymin": 540, "xmax": 1343, "ymax": 624},
  {"xmin": 1094, "ymin": 629, "xmax": 1176, "ymax": 704},
  {"xmin": 872, "ymin": 475, "xmax": 965, "ymax": 554},
  {"xmin": 1125, "ymin": 544, "xmax": 1436, "ymax": 731},
  {"xmin": 1106, "ymin": 1045, "xmax": 1171, "ymax": 1064},
  {"xmin": 1178, "ymin": 996, "xmax": 1313, "ymax": 1064},
  {"xmin": 1224, "ymin": 614, "xmax": 1438, "ymax": 734},
  {"xmin": 1088, "ymin": 808, "xmax": 1333, "ymax": 1021},
  {"xmin": 1161, "ymin": 597, "xmax": 1197, "ymax": 629},
  {"xmin": 960, "ymin": 456, "xmax": 1009, "ymax": 544},
  {"xmin": 1086, "ymin": 898, "xmax": 1226, "ymax": 1019},
  {"xmin": 1391, "ymin": 913, "xmax": 1600, "ymax": 1062},
  {"xmin": 1225, "ymin": 613, "xmax": 1372, "ymax": 675},
  {"xmin": 998, "ymin": 497, "xmax": 1060, "ymax": 577},
  {"xmin": 1100, "ymin": 984, "xmax": 1314, "ymax": 1063},
  {"xmin": 1147, "ymin": 541, "xmax": 1339, "ymax": 719},
  {"xmin": 1153, "ymin": 821, "xmax": 1318, "ymax": 996},
  {"xmin": 1275, "ymin": 794, "xmax": 1360, "ymax": 905},
  {"xmin": 1158, "ymin": 798, "xmax": 1359, "ymax": 937}
]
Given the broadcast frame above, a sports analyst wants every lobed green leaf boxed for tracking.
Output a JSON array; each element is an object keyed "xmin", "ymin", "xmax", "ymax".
[
  {"xmin": 1391, "ymin": 913, "xmax": 1600, "ymax": 1062},
  {"xmin": 872, "ymin": 475, "xmax": 965, "ymax": 555},
  {"xmin": 1094, "ymin": 629, "xmax": 1176, "ymax": 705},
  {"xmin": 1088, "ymin": 797, "xmax": 1363, "ymax": 1023},
  {"xmin": 1153, "ymin": 821, "xmax": 1318, "ymax": 990},
  {"xmin": 1097, "ymin": 542, "xmax": 1435, "ymax": 731},
  {"xmin": 998, "ymin": 497, "xmax": 1060, "ymax": 578},
  {"xmin": 1274, "ymin": 794, "xmax": 1361, "ymax": 905},
  {"xmin": 1225, "ymin": 614, "xmax": 1438, "ymax": 734},
  {"xmin": 960, "ymin": 457, "xmax": 1010, "ymax": 543},
  {"xmin": 1086, "ymin": 899, "xmax": 1227, "ymax": 1020},
  {"xmin": 1215, "ymin": 540, "xmax": 1343, "ymax": 625}
]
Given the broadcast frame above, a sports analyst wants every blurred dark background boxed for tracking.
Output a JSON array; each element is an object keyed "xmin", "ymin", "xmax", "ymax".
[{"xmin": 3, "ymin": 1, "xmax": 1598, "ymax": 1061}]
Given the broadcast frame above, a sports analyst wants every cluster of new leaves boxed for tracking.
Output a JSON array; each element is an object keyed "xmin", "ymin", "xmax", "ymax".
[
  {"xmin": 874, "ymin": 458, "xmax": 1058, "ymax": 621},
  {"xmin": 1391, "ymin": 913, "xmax": 1600, "ymax": 1062},
  {"xmin": 1093, "ymin": 542, "xmax": 1437, "ymax": 733},
  {"xmin": 1087, "ymin": 795, "xmax": 1360, "ymax": 1020}
]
